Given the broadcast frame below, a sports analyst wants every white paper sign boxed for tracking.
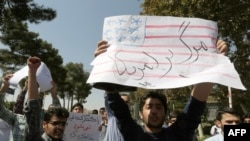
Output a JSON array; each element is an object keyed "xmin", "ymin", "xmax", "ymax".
[
  {"xmin": 9, "ymin": 62, "xmax": 53, "ymax": 92},
  {"xmin": 63, "ymin": 113, "xmax": 101, "ymax": 141},
  {"xmin": 87, "ymin": 15, "xmax": 246, "ymax": 90}
]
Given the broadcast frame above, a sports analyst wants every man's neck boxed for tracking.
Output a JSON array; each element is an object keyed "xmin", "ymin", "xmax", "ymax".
[{"xmin": 143, "ymin": 125, "xmax": 162, "ymax": 134}]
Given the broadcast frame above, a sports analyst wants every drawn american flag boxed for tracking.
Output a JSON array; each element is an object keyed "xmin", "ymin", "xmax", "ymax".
[{"xmin": 103, "ymin": 15, "xmax": 218, "ymax": 53}]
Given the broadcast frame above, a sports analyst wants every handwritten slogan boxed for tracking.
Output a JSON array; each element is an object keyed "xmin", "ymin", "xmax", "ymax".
[
  {"xmin": 87, "ymin": 15, "xmax": 246, "ymax": 90},
  {"xmin": 63, "ymin": 113, "xmax": 101, "ymax": 141}
]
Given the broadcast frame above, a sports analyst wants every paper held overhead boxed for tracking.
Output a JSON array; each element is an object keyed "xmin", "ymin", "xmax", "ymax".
[
  {"xmin": 87, "ymin": 15, "xmax": 246, "ymax": 91},
  {"xmin": 9, "ymin": 62, "xmax": 53, "ymax": 92}
]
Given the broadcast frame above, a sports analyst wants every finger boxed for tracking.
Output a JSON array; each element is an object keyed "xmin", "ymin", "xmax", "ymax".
[
  {"xmin": 97, "ymin": 40, "xmax": 108, "ymax": 48},
  {"xmin": 216, "ymin": 40, "xmax": 228, "ymax": 55},
  {"xmin": 219, "ymin": 44, "xmax": 228, "ymax": 55},
  {"xmin": 95, "ymin": 50, "xmax": 107, "ymax": 57},
  {"xmin": 95, "ymin": 41, "xmax": 110, "ymax": 57}
]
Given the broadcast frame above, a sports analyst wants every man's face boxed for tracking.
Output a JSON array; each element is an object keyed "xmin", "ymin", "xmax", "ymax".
[
  {"xmin": 139, "ymin": 98, "xmax": 165, "ymax": 131},
  {"xmin": 220, "ymin": 113, "xmax": 240, "ymax": 131},
  {"xmin": 43, "ymin": 115, "xmax": 67, "ymax": 140},
  {"xmin": 72, "ymin": 106, "xmax": 83, "ymax": 113},
  {"xmin": 99, "ymin": 109, "xmax": 105, "ymax": 115},
  {"xmin": 102, "ymin": 111, "xmax": 107, "ymax": 120}
]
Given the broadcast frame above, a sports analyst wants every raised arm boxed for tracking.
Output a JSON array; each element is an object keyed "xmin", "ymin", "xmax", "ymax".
[
  {"xmin": 24, "ymin": 56, "xmax": 42, "ymax": 141},
  {"xmin": 27, "ymin": 57, "xmax": 41, "ymax": 100},
  {"xmin": 192, "ymin": 39, "xmax": 228, "ymax": 101},
  {"xmin": 0, "ymin": 74, "xmax": 16, "ymax": 125},
  {"xmin": 0, "ymin": 74, "xmax": 13, "ymax": 93}
]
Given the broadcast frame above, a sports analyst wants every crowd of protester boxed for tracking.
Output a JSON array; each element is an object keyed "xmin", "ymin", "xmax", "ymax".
[{"xmin": 0, "ymin": 39, "xmax": 248, "ymax": 141}]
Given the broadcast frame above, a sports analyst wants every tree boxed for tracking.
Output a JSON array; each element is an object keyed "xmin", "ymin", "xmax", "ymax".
[
  {"xmin": 60, "ymin": 62, "xmax": 92, "ymax": 109},
  {"xmin": 140, "ymin": 0, "xmax": 250, "ymax": 114},
  {"xmin": 0, "ymin": 0, "xmax": 65, "ymax": 81},
  {"xmin": 0, "ymin": 0, "xmax": 56, "ymax": 26},
  {"xmin": 0, "ymin": 0, "xmax": 68, "ymax": 108},
  {"xmin": 0, "ymin": 18, "xmax": 67, "ymax": 84}
]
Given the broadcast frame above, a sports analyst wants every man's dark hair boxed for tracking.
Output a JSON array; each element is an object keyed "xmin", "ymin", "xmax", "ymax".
[
  {"xmin": 216, "ymin": 107, "xmax": 240, "ymax": 121},
  {"xmin": 92, "ymin": 109, "xmax": 98, "ymax": 114},
  {"xmin": 242, "ymin": 112, "xmax": 250, "ymax": 120},
  {"xmin": 70, "ymin": 103, "xmax": 84, "ymax": 112},
  {"xmin": 43, "ymin": 107, "xmax": 69, "ymax": 122},
  {"xmin": 139, "ymin": 91, "xmax": 167, "ymax": 113},
  {"xmin": 99, "ymin": 107, "xmax": 105, "ymax": 112}
]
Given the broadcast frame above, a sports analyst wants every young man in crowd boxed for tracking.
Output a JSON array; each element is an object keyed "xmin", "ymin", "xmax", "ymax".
[
  {"xmin": 70, "ymin": 102, "xmax": 84, "ymax": 113},
  {"xmin": 24, "ymin": 56, "xmax": 69, "ymax": 141},
  {"xmin": 204, "ymin": 107, "xmax": 241, "ymax": 141},
  {"xmin": 0, "ymin": 65, "xmax": 62, "ymax": 141},
  {"xmin": 242, "ymin": 112, "xmax": 250, "ymax": 123},
  {"xmin": 209, "ymin": 119, "xmax": 222, "ymax": 136},
  {"xmin": 94, "ymin": 39, "xmax": 228, "ymax": 141},
  {"xmin": 0, "ymin": 75, "xmax": 27, "ymax": 141}
]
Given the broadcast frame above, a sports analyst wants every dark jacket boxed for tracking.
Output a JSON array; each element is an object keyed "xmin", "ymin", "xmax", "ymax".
[{"xmin": 106, "ymin": 92, "xmax": 205, "ymax": 141}]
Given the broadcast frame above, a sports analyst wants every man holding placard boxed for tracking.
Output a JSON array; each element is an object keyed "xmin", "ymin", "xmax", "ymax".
[{"xmin": 93, "ymin": 39, "xmax": 228, "ymax": 141}]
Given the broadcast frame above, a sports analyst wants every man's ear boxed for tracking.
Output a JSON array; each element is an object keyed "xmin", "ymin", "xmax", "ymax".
[
  {"xmin": 218, "ymin": 121, "xmax": 222, "ymax": 128},
  {"xmin": 42, "ymin": 121, "xmax": 47, "ymax": 129},
  {"xmin": 139, "ymin": 111, "xmax": 143, "ymax": 120}
]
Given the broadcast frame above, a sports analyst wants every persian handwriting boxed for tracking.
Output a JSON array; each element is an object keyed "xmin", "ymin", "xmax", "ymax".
[
  {"xmin": 87, "ymin": 15, "xmax": 246, "ymax": 90},
  {"xmin": 68, "ymin": 114, "xmax": 100, "ymax": 124},
  {"xmin": 70, "ymin": 131, "xmax": 94, "ymax": 141},
  {"xmin": 178, "ymin": 21, "xmax": 209, "ymax": 64},
  {"xmin": 73, "ymin": 124, "xmax": 91, "ymax": 131},
  {"xmin": 64, "ymin": 113, "xmax": 101, "ymax": 141}
]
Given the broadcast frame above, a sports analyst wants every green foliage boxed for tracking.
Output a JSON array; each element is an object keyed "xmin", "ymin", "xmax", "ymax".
[
  {"xmin": 0, "ymin": 0, "xmax": 56, "ymax": 26},
  {"xmin": 0, "ymin": 0, "xmax": 92, "ymax": 109},
  {"xmin": 3, "ymin": 100, "xmax": 15, "ymax": 110},
  {"xmin": 0, "ymin": 0, "xmax": 65, "ymax": 84},
  {"xmin": 58, "ymin": 62, "xmax": 92, "ymax": 108}
]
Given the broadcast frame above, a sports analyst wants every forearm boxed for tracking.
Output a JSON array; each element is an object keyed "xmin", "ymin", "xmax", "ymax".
[
  {"xmin": 191, "ymin": 83, "xmax": 213, "ymax": 102},
  {"xmin": 174, "ymin": 96, "xmax": 206, "ymax": 139},
  {"xmin": 28, "ymin": 70, "xmax": 39, "ymax": 100},
  {"xmin": 183, "ymin": 96, "xmax": 206, "ymax": 121}
]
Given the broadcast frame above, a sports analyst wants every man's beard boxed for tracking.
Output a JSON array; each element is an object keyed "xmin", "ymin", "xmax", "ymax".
[{"xmin": 146, "ymin": 121, "xmax": 163, "ymax": 129}]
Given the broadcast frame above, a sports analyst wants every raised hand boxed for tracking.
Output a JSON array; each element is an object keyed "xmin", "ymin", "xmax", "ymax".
[
  {"xmin": 216, "ymin": 39, "xmax": 228, "ymax": 55},
  {"xmin": 95, "ymin": 40, "xmax": 110, "ymax": 57},
  {"xmin": 0, "ymin": 74, "xmax": 13, "ymax": 93}
]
